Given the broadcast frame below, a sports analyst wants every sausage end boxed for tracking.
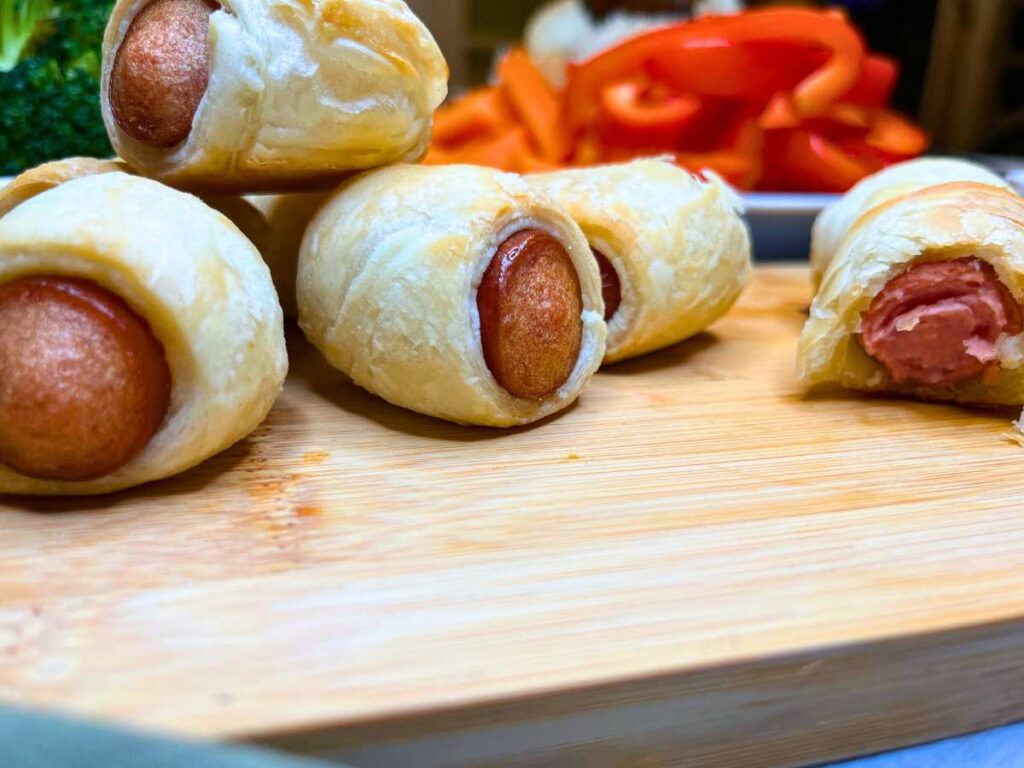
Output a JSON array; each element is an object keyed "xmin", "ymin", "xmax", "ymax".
[
  {"xmin": 109, "ymin": 0, "xmax": 216, "ymax": 148},
  {"xmin": 478, "ymin": 230, "xmax": 584, "ymax": 401},
  {"xmin": 0, "ymin": 276, "xmax": 171, "ymax": 482}
]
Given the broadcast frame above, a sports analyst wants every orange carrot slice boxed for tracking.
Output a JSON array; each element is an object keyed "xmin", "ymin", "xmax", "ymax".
[{"xmin": 498, "ymin": 49, "xmax": 568, "ymax": 163}]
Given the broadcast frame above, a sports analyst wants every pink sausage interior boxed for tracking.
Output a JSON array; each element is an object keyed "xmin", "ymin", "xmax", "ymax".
[{"xmin": 859, "ymin": 257, "xmax": 1022, "ymax": 387}]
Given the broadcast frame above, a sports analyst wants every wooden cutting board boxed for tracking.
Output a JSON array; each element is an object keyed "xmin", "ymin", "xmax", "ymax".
[{"xmin": 3, "ymin": 265, "xmax": 1024, "ymax": 768}]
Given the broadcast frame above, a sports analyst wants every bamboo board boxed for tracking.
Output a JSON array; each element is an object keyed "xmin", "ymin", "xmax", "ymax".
[{"xmin": 2, "ymin": 266, "xmax": 1024, "ymax": 767}]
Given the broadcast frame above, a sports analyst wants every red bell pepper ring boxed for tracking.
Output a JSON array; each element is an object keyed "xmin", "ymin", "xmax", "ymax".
[
  {"xmin": 565, "ymin": 8, "xmax": 865, "ymax": 134},
  {"xmin": 598, "ymin": 79, "xmax": 703, "ymax": 146},
  {"xmin": 647, "ymin": 38, "xmax": 828, "ymax": 103},
  {"xmin": 677, "ymin": 109, "xmax": 764, "ymax": 190},
  {"xmin": 676, "ymin": 149, "xmax": 761, "ymax": 190}
]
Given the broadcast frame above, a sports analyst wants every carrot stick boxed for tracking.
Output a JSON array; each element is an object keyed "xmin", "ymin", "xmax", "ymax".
[
  {"xmin": 422, "ymin": 145, "xmax": 455, "ymax": 166},
  {"xmin": 515, "ymin": 146, "xmax": 562, "ymax": 174},
  {"xmin": 441, "ymin": 128, "xmax": 528, "ymax": 172},
  {"xmin": 498, "ymin": 49, "xmax": 568, "ymax": 163},
  {"xmin": 433, "ymin": 88, "xmax": 515, "ymax": 146},
  {"xmin": 572, "ymin": 131, "xmax": 603, "ymax": 166}
]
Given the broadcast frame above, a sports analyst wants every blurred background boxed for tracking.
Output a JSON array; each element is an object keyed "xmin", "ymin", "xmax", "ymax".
[
  {"xmin": 409, "ymin": 0, "xmax": 1024, "ymax": 155},
  {"xmin": 1, "ymin": 0, "xmax": 1022, "ymax": 174}
]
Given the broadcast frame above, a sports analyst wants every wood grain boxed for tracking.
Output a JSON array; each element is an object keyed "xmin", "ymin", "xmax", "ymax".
[{"xmin": 2, "ymin": 266, "xmax": 1024, "ymax": 767}]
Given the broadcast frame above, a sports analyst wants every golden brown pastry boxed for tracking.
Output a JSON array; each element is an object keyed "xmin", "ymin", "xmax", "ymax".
[
  {"xmin": 0, "ymin": 157, "xmax": 131, "ymax": 218},
  {"xmin": 810, "ymin": 158, "xmax": 1012, "ymax": 287},
  {"xmin": 799, "ymin": 180, "xmax": 1024, "ymax": 408},
  {"xmin": 0, "ymin": 172, "xmax": 287, "ymax": 495},
  {"xmin": 528, "ymin": 159, "xmax": 751, "ymax": 363},
  {"xmin": 297, "ymin": 164, "xmax": 607, "ymax": 426},
  {"xmin": 0, "ymin": 159, "xmax": 312, "ymax": 318},
  {"xmin": 100, "ymin": 0, "xmax": 449, "ymax": 193}
]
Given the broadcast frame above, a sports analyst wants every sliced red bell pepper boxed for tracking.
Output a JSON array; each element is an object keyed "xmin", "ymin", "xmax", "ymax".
[
  {"xmin": 864, "ymin": 109, "xmax": 929, "ymax": 158},
  {"xmin": 676, "ymin": 150, "xmax": 760, "ymax": 190},
  {"xmin": 843, "ymin": 54, "xmax": 899, "ymax": 107},
  {"xmin": 763, "ymin": 129, "xmax": 878, "ymax": 193},
  {"xmin": 827, "ymin": 102, "xmax": 872, "ymax": 130},
  {"xmin": 648, "ymin": 38, "xmax": 828, "ymax": 103},
  {"xmin": 598, "ymin": 78, "xmax": 703, "ymax": 146},
  {"xmin": 565, "ymin": 8, "xmax": 865, "ymax": 133},
  {"xmin": 677, "ymin": 108, "xmax": 763, "ymax": 190},
  {"xmin": 796, "ymin": 102, "xmax": 873, "ymax": 144}
]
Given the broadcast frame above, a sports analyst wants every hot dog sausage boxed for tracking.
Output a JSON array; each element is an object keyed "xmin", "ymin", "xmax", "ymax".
[
  {"xmin": 592, "ymin": 249, "xmax": 622, "ymax": 321},
  {"xmin": 0, "ymin": 276, "xmax": 172, "ymax": 481},
  {"xmin": 859, "ymin": 257, "xmax": 1022, "ymax": 387},
  {"xmin": 109, "ymin": 0, "xmax": 217, "ymax": 147},
  {"xmin": 478, "ymin": 230, "xmax": 583, "ymax": 400}
]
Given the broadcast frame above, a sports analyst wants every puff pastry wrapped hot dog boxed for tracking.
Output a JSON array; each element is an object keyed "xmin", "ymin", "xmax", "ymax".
[
  {"xmin": 101, "ymin": 0, "xmax": 449, "ymax": 192},
  {"xmin": 528, "ymin": 160, "xmax": 751, "ymax": 363},
  {"xmin": 798, "ymin": 177, "xmax": 1024, "ymax": 407},
  {"xmin": 298, "ymin": 164, "xmax": 607, "ymax": 426},
  {"xmin": 0, "ymin": 172, "xmax": 287, "ymax": 495},
  {"xmin": 810, "ymin": 158, "xmax": 1012, "ymax": 287},
  {"xmin": 0, "ymin": 157, "xmax": 316, "ymax": 319},
  {"xmin": 235, "ymin": 191, "xmax": 333, "ymax": 317}
]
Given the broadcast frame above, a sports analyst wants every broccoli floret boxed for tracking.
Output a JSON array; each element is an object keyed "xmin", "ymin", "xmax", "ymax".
[
  {"xmin": 0, "ymin": 0, "xmax": 52, "ymax": 71},
  {"xmin": 0, "ymin": 0, "xmax": 115, "ymax": 175}
]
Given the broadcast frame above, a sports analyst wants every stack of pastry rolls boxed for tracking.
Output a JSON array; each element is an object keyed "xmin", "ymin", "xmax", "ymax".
[
  {"xmin": 0, "ymin": 0, "xmax": 449, "ymax": 495},
  {"xmin": 798, "ymin": 158, "xmax": 1024, "ymax": 415},
  {"xmin": 0, "ymin": 1, "xmax": 755, "ymax": 495},
  {"xmin": 296, "ymin": 159, "xmax": 751, "ymax": 426}
]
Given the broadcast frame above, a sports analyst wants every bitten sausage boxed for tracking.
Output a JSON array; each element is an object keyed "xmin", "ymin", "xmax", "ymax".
[
  {"xmin": 592, "ymin": 249, "xmax": 622, "ymax": 321},
  {"xmin": 478, "ymin": 230, "xmax": 584, "ymax": 400},
  {"xmin": 859, "ymin": 257, "xmax": 1023, "ymax": 387},
  {"xmin": 0, "ymin": 276, "xmax": 172, "ymax": 481},
  {"xmin": 109, "ymin": 0, "xmax": 216, "ymax": 147}
]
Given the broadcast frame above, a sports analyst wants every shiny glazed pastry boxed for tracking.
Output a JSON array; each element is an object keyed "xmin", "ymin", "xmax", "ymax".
[
  {"xmin": 810, "ymin": 158, "xmax": 1012, "ymax": 287},
  {"xmin": 528, "ymin": 160, "xmax": 751, "ymax": 364},
  {"xmin": 297, "ymin": 164, "xmax": 607, "ymax": 426},
  {"xmin": 798, "ymin": 180, "xmax": 1024, "ymax": 406},
  {"xmin": 100, "ymin": 0, "xmax": 449, "ymax": 193},
  {"xmin": 0, "ymin": 172, "xmax": 287, "ymax": 495}
]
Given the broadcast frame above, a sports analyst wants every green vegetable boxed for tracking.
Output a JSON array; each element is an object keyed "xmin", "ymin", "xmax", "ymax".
[
  {"xmin": 0, "ymin": 0, "xmax": 52, "ymax": 72},
  {"xmin": 0, "ymin": 0, "xmax": 115, "ymax": 175}
]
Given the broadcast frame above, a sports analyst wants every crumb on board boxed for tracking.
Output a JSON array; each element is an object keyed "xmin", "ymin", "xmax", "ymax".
[{"xmin": 1003, "ymin": 411, "xmax": 1024, "ymax": 447}]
